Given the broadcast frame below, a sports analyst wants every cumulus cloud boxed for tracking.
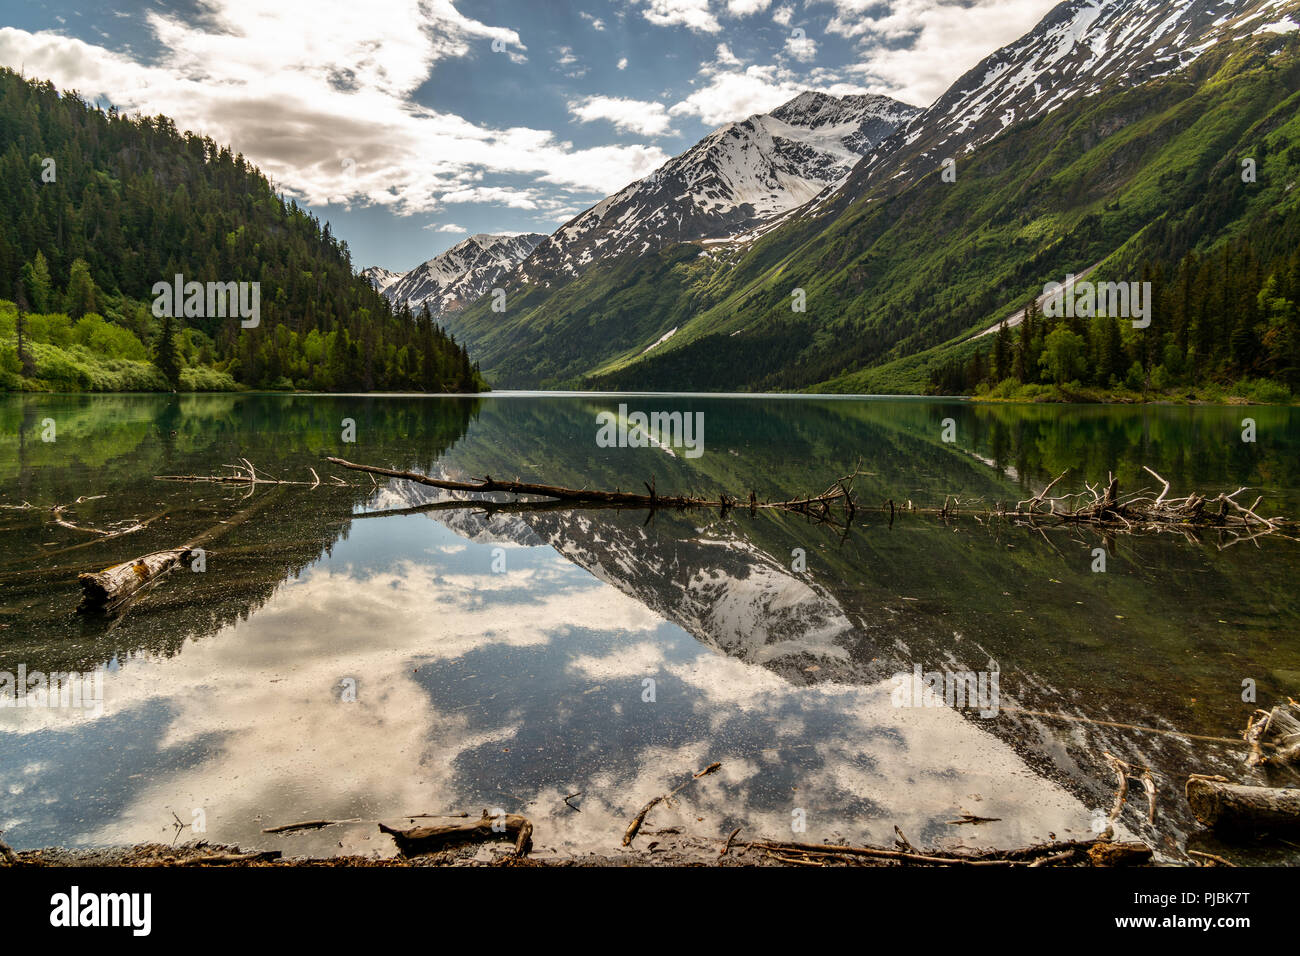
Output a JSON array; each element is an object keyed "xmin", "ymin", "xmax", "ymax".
[
  {"xmin": 569, "ymin": 95, "xmax": 678, "ymax": 137},
  {"xmin": 636, "ymin": 0, "xmax": 723, "ymax": 33},
  {"xmin": 670, "ymin": 66, "xmax": 801, "ymax": 125},
  {"xmin": 725, "ymin": 0, "xmax": 772, "ymax": 14},
  {"xmin": 819, "ymin": 0, "xmax": 1059, "ymax": 105},
  {"xmin": 784, "ymin": 28, "xmax": 818, "ymax": 62},
  {"xmin": 0, "ymin": 2, "xmax": 668, "ymax": 215}
]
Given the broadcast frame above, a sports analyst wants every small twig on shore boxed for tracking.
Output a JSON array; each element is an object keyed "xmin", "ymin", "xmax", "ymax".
[{"xmin": 623, "ymin": 761, "xmax": 721, "ymax": 847}]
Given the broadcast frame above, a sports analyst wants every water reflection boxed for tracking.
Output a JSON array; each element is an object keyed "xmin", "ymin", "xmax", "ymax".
[{"xmin": 1, "ymin": 394, "xmax": 1297, "ymax": 862}]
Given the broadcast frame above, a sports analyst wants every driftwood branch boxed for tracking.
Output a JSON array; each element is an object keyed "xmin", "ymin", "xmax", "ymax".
[
  {"xmin": 155, "ymin": 461, "xmax": 353, "ymax": 488},
  {"xmin": 379, "ymin": 810, "xmax": 533, "ymax": 857},
  {"xmin": 327, "ymin": 458, "xmax": 855, "ymax": 519},
  {"xmin": 623, "ymin": 761, "xmax": 721, "ymax": 847},
  {"xmin": 744, "ymin": 837, "xmax": 1149, "ymax": 867}
]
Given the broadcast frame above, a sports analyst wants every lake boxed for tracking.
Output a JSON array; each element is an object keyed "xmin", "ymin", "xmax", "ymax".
[{"xmin": 1, "ymin": 393, "xmax": 1298, "ymax": 863}]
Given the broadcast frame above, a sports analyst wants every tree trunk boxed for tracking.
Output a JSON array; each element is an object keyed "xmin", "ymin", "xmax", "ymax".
[
  {"xmin": 1186, "ymin": 778, "xmax": 1300, "ymax": 831},
  {"xmin": 77, "ymin": 548, "xmax": 189, "ymax": 611}
]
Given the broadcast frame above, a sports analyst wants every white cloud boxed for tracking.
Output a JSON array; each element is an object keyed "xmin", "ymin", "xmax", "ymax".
[
  {"xmin": 569, "ymin": 95, "xmax": 677, "ymax": 137},
  {"xmin": 819, "ymin": 0, "xmax": 1059, "ymax": 106},
  {"xmin": 725, "ymin": 0, "xmax": 772, "ymax": 14},
  {"xmin": 784, "ymin": 28, "xmax": 817, "ymax": 62},
  {"xmin": 427, "ymin": 222, "xmax": 467, "ymax": 232},
  {"xmin": 0, "ymin": 4, "xmax": 668, "ymax": 215},
  {"xmin": 580, "ymin": 11, "xmax": 607, "ymax": 30},
  {"xmin": 669, "ymin": 64, "xmax": 804, "ymax": 126},
  {"xmin": 771, "ymin": 3, "xmax": 795, "ymax": 26},
  {"xmin": 617, "ymin": 56, "xmax": 629, "ymax": 69},
  {"xmin": 636, "ymin": 0, "xmax": 722, "ymax": 33},
  {"xmin": 713, "ymin": 42, "xmax": 743, "ymax": 68},
  {"xmin": 438, "ymin": 185, "xmax": 557, "ymax": 209}
]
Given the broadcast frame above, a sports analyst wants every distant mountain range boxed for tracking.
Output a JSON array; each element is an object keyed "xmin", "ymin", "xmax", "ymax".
[
  {"xmin": 362, "ymin": 232, "xmax": 546, "ymax": 317},
  {"xmin": 367, "ymin": 0, "xmax": 1300, "ymax": 394},
  {"xmin": 515, "ymin": 91, "xmax": 920, "ymax": 284},
  {"xmin": 366, "ymin": 90, "xmax": 917, "ymax": 314}
]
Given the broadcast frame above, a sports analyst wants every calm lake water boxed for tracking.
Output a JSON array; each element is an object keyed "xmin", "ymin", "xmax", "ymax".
[{"xmin": 1, "ymin": 393, "xmax": 1298, "ymax": 863}]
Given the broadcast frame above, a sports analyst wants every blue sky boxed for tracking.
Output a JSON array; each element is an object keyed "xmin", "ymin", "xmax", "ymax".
[{"xmin": 1, "ymin": 0, "xmax": 1058, "ymax": 271}]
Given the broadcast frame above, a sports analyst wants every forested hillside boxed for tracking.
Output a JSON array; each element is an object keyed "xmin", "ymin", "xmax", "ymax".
[{"xmin": 0, "ymin": 68, "xmax": 484, "ymax": 392}]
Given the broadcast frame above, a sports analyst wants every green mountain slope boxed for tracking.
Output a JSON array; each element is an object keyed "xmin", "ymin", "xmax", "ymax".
[{"xmin": 452, "ymin": 33, "xmax": 1300, "ymax": 396}]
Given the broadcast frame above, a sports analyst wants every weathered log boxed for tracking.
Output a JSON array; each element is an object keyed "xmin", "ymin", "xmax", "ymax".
[
  {"xmin": 76, "ymin": 548, "xmax": 190, "ymax": 611},
  {"xmin": 1087, "ymin": 841, "xmax": 1153, "ymax": 866},
  {"xmin": 379, "ymin": 811, "xmax": 532, "ymax": 857},
  {"xmin": 1186, "ymin": 777, "xmax": 1300, "ymax": 831},
  {"xmin": 76, "ymin": 486, "xmax": 285, "ymax": 612}
]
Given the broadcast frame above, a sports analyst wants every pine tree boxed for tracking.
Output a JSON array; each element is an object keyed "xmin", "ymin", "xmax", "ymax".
[
  {"xmin": 19, "ymin": 250, "xmax": 52, "ymax": 313},
  {"xmin": 154, "ymin": 312, "xmax": 181, "ymax": 389},
  {"xmin": 64, "ymin": 257, "xmax": 98, "ymax": 317},
  {"xmin": 14, "ymin": 281, "xmax": 34, "ymax": 378}
]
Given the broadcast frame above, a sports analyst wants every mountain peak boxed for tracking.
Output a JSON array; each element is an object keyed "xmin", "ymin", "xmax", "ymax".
[
  {"xmin": 517, "ymin": 90, "xmax": 921, "ymax": 284},
  {"xmin": 375, "ymin": 232, "xmax": 547, "ymax": 315}
]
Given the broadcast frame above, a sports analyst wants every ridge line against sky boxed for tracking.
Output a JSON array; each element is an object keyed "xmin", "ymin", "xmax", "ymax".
[{"xmin": 0, "ymin": 0, "xmax": 1059, "ymax": 271}]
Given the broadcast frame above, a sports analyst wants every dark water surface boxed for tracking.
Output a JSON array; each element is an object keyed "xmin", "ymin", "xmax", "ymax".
[{"xmin": 1, "ymin": 393, "xmax": 1297, "ymax": 862}]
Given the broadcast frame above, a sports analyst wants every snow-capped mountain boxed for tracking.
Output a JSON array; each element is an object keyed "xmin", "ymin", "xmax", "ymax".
[
  {"xmin": 845, "ymin": 0, "xmax": 1300, "ymax": 198},
  {"xmin": 360, "ymin": 266, "xmax": 401, "ymax": 293},
  {"xmin": 377, "ymin": 232, "xmax": 546, "ymax": 315},
  {"xmin": 518, "ymin": 91, "xmax": 920, "ymax": 282}
]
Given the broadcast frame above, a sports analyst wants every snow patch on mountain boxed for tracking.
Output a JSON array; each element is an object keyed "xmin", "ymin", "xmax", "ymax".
[{"xmin": 844, "ymin": 0, "xmax": 1300, "ymax": 201}]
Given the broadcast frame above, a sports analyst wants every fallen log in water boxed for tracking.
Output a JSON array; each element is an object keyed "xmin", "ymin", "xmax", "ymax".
[
  {"xmin": 326, "ymin": 457, "xmax": 855, "ymax": 519},
  {"xmin": 76, "ymin": 547, "xmax": 191, "ymax": 612},
  {"xmin": 76, "ymin": 486, "xmax": 285, "ymax": 612},
  {"xmin": 321, "ymin": 458, "xmax": 1294, "ymax": 540},
  {"xmin": 1186, "ymin": 776, "xmax": 1300, "ymax": 832},
  {"xmin": 379, "ymin": 811, "xmax": 532, "ymax": 857}
]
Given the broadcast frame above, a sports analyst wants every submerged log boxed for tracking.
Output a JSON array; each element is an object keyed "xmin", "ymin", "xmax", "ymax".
[
  {"xmin": 327, "ymin": 457, "xmax": 856, "ymax": 516},
  {"xmin": 76, "ymin": 548, "xmax": 190, "ymax": 612},
  {"xmin": 76, "ymin": 486, "xmax": 285, "ymax": 612},
  {"xmin": 379, "ymin": 811, "xmax": 533, "ymax": 857},
  {"xmin": 1186, "ymin": 777, "xmax": 1300, "ymax": 831}
]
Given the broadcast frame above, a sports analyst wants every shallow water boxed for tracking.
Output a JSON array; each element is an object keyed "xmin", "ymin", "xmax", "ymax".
[{"xmin": 1, "ymin": 393, "xmax": 1297, "ymax": 862}]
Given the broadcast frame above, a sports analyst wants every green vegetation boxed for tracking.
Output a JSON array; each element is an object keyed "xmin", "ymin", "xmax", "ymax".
[
  {"xmin": 928, "ymin": 234, "xmax": 1299, "ymax": 403},
  {"xmin": 0, "ymin": 68, "xmax": 484, "ymax": 393}
]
